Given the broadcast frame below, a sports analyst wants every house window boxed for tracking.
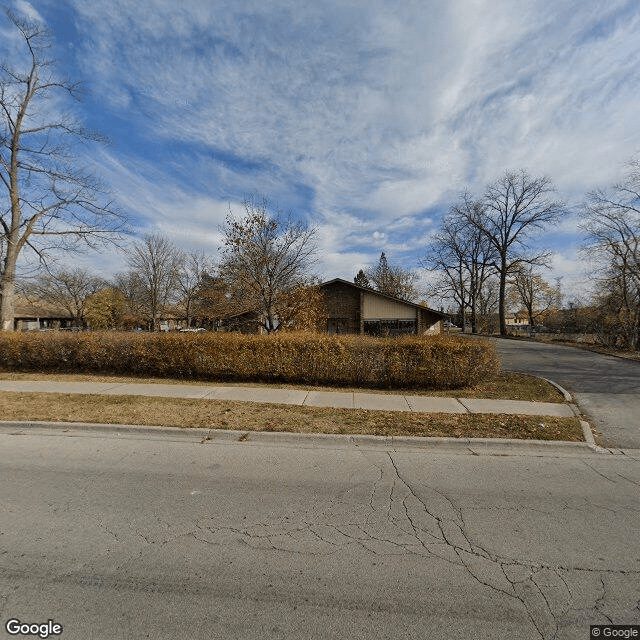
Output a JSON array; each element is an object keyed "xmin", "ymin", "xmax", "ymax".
[{"xmin": 363, "ymin": 319, "xmax": 415, "ymax": 336}]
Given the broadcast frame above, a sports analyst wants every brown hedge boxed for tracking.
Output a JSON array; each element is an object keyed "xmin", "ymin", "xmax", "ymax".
[{"xmin": 0, "ymin": 331, "xmax": 500, "ymax": 389}]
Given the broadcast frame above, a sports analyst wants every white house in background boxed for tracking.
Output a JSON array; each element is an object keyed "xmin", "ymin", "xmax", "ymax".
[{"xmin": 505, "ymin": 310, "xmax": 531, "ymax": 330}]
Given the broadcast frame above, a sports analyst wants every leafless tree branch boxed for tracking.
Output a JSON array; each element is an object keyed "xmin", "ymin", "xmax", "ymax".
[{"xmin": 0, "ymin": 10, "xmax": 126, "ymax": 330}]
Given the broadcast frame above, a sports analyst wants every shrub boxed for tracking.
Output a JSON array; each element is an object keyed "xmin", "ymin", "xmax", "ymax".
[{"xmin": 0, "ymin": 331, "xmax": 500, "ymax": 389}]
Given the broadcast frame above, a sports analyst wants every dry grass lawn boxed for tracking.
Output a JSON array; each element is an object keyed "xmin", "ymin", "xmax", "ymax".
[
  {"xmin": 0, "ymin": 370, "xmax": 581, "ymax": 441},
  {"xmin": 0, "ymin": 391, "xmax": 583, "ymax": 441}
]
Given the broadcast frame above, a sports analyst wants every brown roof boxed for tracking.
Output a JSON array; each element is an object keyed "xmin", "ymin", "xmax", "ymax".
[
  {"xmin": 13, "ymin": 297, "xmax": 74, "ymax": 319},
  {"xmin": 320, "ymin": 279, "xmax": 448, "ymax": 317}
]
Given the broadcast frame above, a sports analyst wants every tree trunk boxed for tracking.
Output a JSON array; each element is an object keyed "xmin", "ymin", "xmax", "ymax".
[
  {"xmin": 265, "ymin": 311, "xmax": 276, "ymax": 333},
  {"xmin": 458, "ymin": 259, "xmax": 466, "ymax": 332},
  {"xmin": 0, "ymin": 245, "xmax": 19, "ymax": 332},
  {"xmin": 498, "ymin": 255, "xmax": 507, "ymax": 336}
]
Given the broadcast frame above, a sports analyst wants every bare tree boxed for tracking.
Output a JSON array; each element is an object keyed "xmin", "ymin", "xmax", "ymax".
[
  {"xmin": 175, "ymin": 249, "xmax": 216, "ymax": 328},
  {"xmin": 460, "ymin": 170, "xmax": 564, "ymax": 335},
  {"xmin": 0, "ymin": 11, "xmax": 125, "ymax": 331},
  {"xmin": 113, "ymin": 270, "xmax": 147, "ymax": 328},
  {"xmin": 583, "ymin": 160, "xmax": 640, "ymax": 350},
  {"xmin": 476, "ymin": 274, "xmax": 500, "ymax": 333},
  {"xmin": 219, "ymin": 197, "xmax": 317, "ymax": 333},
  {"xmin": 422, "ymin": 198, "xmax": 496, "ymax": 333},
  {"xmin": 422, "ymin": 225, "xmax": 469, "ymax": 329},
  {"xmin": 123, "ymin": 233, "xmax": 182, "ymax": 331},
  {"xmin": 19, "ymin": 266, "xmax": 105, "ymax": 325},
  {"xmin": 367, "ymin": 252, "xmax": 418, "ymax": 301}
]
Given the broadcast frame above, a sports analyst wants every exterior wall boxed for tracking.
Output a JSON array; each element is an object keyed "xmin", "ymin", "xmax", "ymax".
[
  {"xmin": 320, "ymin": 280, "xmax": 445, "ymax": 336},
  {"xmin": 15, "ymin": 319, "xmax": 39, "ymax": 331},
  {"xmin": 362, "ymin": 294, "xmax": 416, "ymax": 320},
  {"xmin": 427, "ymin": 319, "xmax": 443, "ymax": 334},
  {"xmin": 14, "ymin": 317, "xmax": 73, "ymax": 331},
  {"xmin": 420, "ymin": 310, "xmax": 443, "ymax": 334},
  {"xmin": 223, "ymin": 312, "xmax": 264, "ymax": 334},
  {"xmin": 14, "ymin": 300, "xmax": 75, "ymax": 331},
  {"xmin": 321, "ymin": 281, "xmax": 362, "ymax": 334},
  {"xmin": 506, "ymin": 315, "xmax": 529, "ymax": 328},
  {"xmin": 506, "ymin": 311, "xmax": 530, "ymax": 326},
  {"xmin": 363, "ymin": 319, "xmax": 416, "ymax": 336}
]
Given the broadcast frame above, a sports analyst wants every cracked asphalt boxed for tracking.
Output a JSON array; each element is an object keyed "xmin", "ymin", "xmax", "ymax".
[{"xmin": 1, "ymin": 428, "xmax": 638, "ymax": 639}]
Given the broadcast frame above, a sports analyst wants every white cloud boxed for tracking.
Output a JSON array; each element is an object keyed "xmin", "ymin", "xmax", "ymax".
[
  {"xmin": 23, "ymin": 0, "xmax": 640, "ymax": 283},
  {"xmin": 72, "ymin": 2, "xmax": 640, "ymax": 191},
  {"xmin": 87, "ymin": 148, "xmax": 240, "ymax": 260},
  {"xmin": 12, "ymin": 0, "xmax": 44, "ymax": 23}
]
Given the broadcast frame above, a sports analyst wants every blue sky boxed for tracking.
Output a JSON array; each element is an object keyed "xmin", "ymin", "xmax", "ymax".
[{"xmin": 4, "ymin": 0, "xmax": 640, "ymax": 295}]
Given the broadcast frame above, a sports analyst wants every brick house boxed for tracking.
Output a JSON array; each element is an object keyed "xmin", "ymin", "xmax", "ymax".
[{"xmin": 319, "ymin": 279, "xmax": 446, "ymax": 336}]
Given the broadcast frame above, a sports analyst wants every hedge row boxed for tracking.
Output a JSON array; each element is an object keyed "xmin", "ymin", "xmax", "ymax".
[{"xmin": 0, "ymin": 331, "xmax": 500, "ymax": 389}]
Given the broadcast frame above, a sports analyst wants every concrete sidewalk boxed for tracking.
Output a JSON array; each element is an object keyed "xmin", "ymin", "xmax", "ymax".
[{"xmin": 0, "ymin": 379, "xmax": 576, "ymax": 417}]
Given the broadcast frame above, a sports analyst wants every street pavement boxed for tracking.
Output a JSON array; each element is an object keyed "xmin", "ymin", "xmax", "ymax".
[
  {"xmin": 0, "ymin": 379, "xmax": 575, "ymax": 417},
  {"xmin": 490, "ymin": 338, "xmax": 640, "ymax": 449},
  {"xmin": 1, "ymin": 425, "xmax": 638, "ymax": 640}
]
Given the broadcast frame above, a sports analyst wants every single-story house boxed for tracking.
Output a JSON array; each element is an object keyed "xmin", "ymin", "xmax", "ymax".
[
  {"xmin": 219, "ymin": 309, "xmax": 265, "ymax": 334},
  {"xmin": 13, "ymin": 300, "xmax": 75, "ymax": 331},
  {"xmin": 319, "ymin": 279, "xmax": 446, "ymax": 336}
]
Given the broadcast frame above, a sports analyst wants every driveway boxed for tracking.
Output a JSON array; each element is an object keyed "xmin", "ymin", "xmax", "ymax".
[{"xmin": 490, "ymin": 338, "xmax": 640, "ymax": 449}]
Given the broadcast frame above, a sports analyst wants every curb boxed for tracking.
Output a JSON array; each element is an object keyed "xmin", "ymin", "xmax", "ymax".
[
  {"xmin": 531, "ymin": 376, "xmax": 609, "ymax": 454},
  {"xmin": 579, "ymin": 419, "xmax": 609, "ymax": 453},
  {"xmin": 538, "ymin": 376, "xmax": 573, "ymax": 402},
  {"xmin": 0, "ymin": 420, "xmax": 606, "ymax": 455}
]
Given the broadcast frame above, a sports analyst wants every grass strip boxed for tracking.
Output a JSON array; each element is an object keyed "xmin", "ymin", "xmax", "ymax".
[{"xmin": 0, "ymin": 392, "xmax": 583, "ymax": 441}]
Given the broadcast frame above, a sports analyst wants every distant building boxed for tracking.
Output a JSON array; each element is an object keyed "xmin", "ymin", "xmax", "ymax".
[
  {"xmin": 220, "ymin": 309, "xmax": 265, "ymax": 334},
  {"xmin": 13, "ymin": 299, "xmax": 75, "ymax": 331},
  {"xmin": 505, "ymin": 310, "xmax": 531, "ymax": 331}
]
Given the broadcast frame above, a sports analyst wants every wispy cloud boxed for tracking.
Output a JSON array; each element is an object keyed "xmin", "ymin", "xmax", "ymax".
[
  {"xmin": 12, "ymin": 0, "xmax": 44, "ymax": 23},
  {"xmin": 5, "ymin": 0, "xmax": 640, "ymax": 286}
]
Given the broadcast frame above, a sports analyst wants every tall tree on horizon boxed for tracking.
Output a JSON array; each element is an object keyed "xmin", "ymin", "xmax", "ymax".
[
  {"xmin": 121, "ymin": 233, "xmax": 182, "ymax": 331},
  {"xmin": 582, "ymin": 159, "xmax": 640, "ymax": 350},
  {"xmin": 422, "ymin": 201, "xmax": 496, "ymax": 333},
  {"xmin": 175, "ymin": 250, "xmax": 216, "ymax": 328},
  {"xmin": 0, "ymin": 11, "xmax": 125, "ymax": 331},
  {"xmin": 458, "ymin": 170, "xmax": 564, "ymax": 335},
  {"xmin": 219, "ymin": 197, "xmax": 317, "ymax": 333},
  {"xmin": 353, "ymin": 269, "xmax": 371, "ymax": 288},
  {"xmin": 367, "ymin": 251, "xmax": 418, "ymax": 301}
]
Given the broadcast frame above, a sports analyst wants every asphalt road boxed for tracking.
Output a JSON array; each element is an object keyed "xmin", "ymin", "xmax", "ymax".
[
  {"xmin": 490, "ymin": 338, "xmax": 640, "ymax": 449},
  {"xmin": 1, "ymin": 426, "xmax": 639, "ymax": 640}
]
